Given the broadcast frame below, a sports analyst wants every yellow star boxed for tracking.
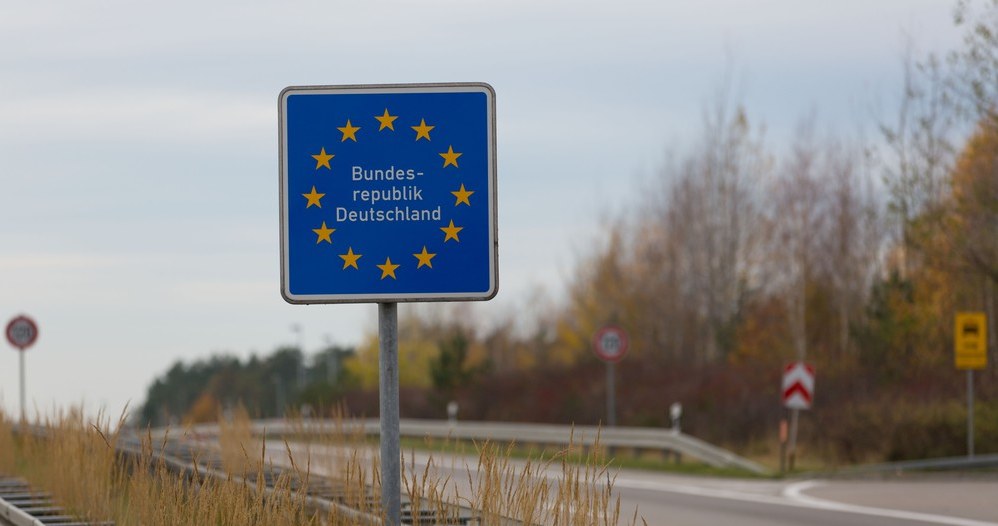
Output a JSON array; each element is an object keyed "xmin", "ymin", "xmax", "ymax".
[
  {"xmin": 411, "ymin": 118, "xmax": 435, "ymax": 141},
  {"xmin": 440, "ymin": 220, "xmax": 463, "ymax": 242},
  {"xmin": 312, "ymin": 147, "xmax": 334, "ymax": 170},
  {"xmin": 440, "ymin": 145, "xmax": 462, "ymax": 168},
  {"xmin": 312, "ymin": 222, "xmax": 335, "ymax": 244},
  {"xmin": 413, "ymin": 246, "xmax": 436, "ymax": 268},
  {"xmin": 337, "ymin": 120, "xmax": 360, "ymax": 142},
  {"xmin": 302, "ymin": 186, "xmax": 325, "ymax": 208},
  {"xmin": 451, "ymin": 184, "xmax": 474, "ymax": 206},
  {"xmin": 339, "ymin": 247, "xmax": 362, "ymax": 269},
  {"xmin": 375, "ymin": 109, "xmax": 398, "ymax": 131},
  {"xmin": 377, "ymin": 257, "xmax": 400, "ymax": 280}
]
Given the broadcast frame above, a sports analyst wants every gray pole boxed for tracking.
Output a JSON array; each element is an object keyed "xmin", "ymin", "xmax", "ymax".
[
  {"xmin": 967, "ymin": 369, "xmax": 975, "ymax": 458},
  {"xmin": 378, "ymin": 302, "xmax": 401, "ymax": 525},
  {"xmin": 19, "ymin": 352, "xmax": 25, "ymax": 422},
  {"xmin": 273, "ymin": 376, "xmax": 285, "ymax": 417},
  {"xmin": 606, "ymin": 361, "xmax": 616, "ymax": 427},
  {"xmin": 293, "ymin": 324, "xmax": 305, "ymax": 394},
  {"xmin": 323, "ymin": 335, "xmax": 337, "ymax": 384}
]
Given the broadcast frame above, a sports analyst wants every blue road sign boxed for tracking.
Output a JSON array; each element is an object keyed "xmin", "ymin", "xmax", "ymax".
[{"xmin": 279, "ymin": 83, "xmax": 497, "ymax": 303}]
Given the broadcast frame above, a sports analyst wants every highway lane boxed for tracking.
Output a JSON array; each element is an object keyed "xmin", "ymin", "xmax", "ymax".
[
  {"xmin": 611, "ymin": 484, "xmax": 922, "ymax": 526},
  {"xmin": 269, "ymin": 440, "xmax": 998, "ymax": 525},
  {"xmin": 796, "ymin": 478, "xmax": 998, "ymax": 524},
  {"xmin": 611, "ymin": 471, "xmax": 998, "ymax": 526}
]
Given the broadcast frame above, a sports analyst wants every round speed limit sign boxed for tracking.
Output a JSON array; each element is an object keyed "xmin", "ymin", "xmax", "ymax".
[
  {"xmin": 6, "ymin": 315, "xmax": 39, "ymax": 351},
  {"xmin": 593, "ymin": 325, "xmax": 628, "ymax": 363}
]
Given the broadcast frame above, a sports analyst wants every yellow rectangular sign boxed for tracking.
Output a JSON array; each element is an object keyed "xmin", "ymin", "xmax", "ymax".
[{"xmin": 955, "ymin": 312, "xmax": 988, "ymax": 370}]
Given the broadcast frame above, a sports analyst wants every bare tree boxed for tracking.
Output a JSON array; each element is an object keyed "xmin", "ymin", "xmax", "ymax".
[
  {"xmin": 645, "ymin": 98, "xmax": 769, "ymax": 363},
  {"xmin": 819, "ymin": 140, "xmax": 885, "ymax": 357},
  {"xmin": 880, "ymin": 43, "xmax": 957, "ymax": 277},
  {"xmin": 951, "ymin": 0, "xmax": 998, "ymax": 127},
  {"xmin": 767, "ymin": 119, "xmax": 827, "ymax": 362}
]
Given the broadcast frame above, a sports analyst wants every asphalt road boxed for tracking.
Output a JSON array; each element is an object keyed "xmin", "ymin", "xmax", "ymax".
[{"xmin": 610, "ymin": 470, "xmax": 998, "ymax": 526}]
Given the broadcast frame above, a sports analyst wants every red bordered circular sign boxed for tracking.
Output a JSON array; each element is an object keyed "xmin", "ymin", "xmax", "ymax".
[
  {"xmin": 6, "ymin": 315, "xmax": 39, "ymax": 351},
  {"xmin": 593, "ymin": 325, "xmax": 628, "ymax": 363}
]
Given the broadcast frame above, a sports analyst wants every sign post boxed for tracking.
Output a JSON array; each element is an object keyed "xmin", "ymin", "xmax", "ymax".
[
  {"xmin": 378, "ymin": 302, "xmax": 400, "ymax": 519},
  {"xmin": 955, "ymin": 312, "xmax": 987, "ymax": 458},
  {"xmin": 782, "ymin": 361, "xmax": 814, "ymax": 471},
  {"xmin": 6, "ymin": 315, "xmax": 39, "ymax": 422},
  {"xmin": 279, "ymin": 83, "xmax": 497, "ymax": 525},
  {"xmin": 593, "ymin": 326, "xmax": 628, "ymax": 427}
]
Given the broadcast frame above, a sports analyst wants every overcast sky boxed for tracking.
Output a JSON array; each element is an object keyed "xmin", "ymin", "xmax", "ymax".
[{"xmin": 0, "ymin": 0, "xmax": 963, "ymax": 418}]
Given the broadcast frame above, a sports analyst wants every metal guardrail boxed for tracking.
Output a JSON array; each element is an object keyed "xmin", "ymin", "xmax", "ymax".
[{"xmin": 188, "ymin": 418, "xmax": 770, "ymax": 476}]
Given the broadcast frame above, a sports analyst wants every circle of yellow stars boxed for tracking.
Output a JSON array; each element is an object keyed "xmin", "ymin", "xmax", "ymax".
[{"xmin": 299, "ymin": 107, "xmax": 476, "ymax": 281}]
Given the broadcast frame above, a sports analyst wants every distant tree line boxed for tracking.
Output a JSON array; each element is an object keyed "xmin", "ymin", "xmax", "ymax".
[{"xmin": 137, "ymin": 345, "xmax": 355, "ymax": 425}]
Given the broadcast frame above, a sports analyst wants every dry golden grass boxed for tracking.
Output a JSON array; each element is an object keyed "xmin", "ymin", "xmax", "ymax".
[
  {"xmin": 457, "ymin": 435, "xmax": 626, "ymax": 525},
  {"xmin": 0, "ymin": 413, "xmax": 16, "ymax": 474},
  {"xmin": 1, "ymin": 407, "xmax": 644, "ymax": 525},
  {"xmin": 13, "ymin": 407, "xmax": 120, "ymax": 521},
  {"xmin": 218, "ymin": 404, "xmax": 264, "ymax": 476},
  {"xmin": 0, "ymin": 407, "xmax": 317, "ymax": 525}
]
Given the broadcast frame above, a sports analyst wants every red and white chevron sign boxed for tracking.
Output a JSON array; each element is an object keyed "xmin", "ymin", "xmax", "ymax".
[{"xmin": 782, "ymin": 361, "xmax": 815, "ymax": 410}]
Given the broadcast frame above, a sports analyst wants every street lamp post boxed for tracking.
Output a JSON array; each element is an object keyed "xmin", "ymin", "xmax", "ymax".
[{"xmin": 292, "ymin": 324, "xmax": 305, "ymax": 394}]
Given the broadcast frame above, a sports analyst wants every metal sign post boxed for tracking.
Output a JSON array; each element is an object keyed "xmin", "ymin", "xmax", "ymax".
[
  {"xmin": 19, "ymin": 353, "xmax": 25, "ymax": 422},
  {"xmin": 378, "ymin": 303, "xmax": 400, "ymax": 524},
  {"xmin": 955, "ymin": 312, "xmax": 987, "ymax": 458},
  {"xmin": 781, "ymin": 361, "xmax": 814, "ymax": 471},
  {"xmin": 279, "ymin": 83, "xmax": 498, "ymax": 525},
  {"xmin": 788, "ymin": 408, "xmax": 800, "ymax": 471},
  {"xmin": 606, "ymin": 361, "xmax": 616, "ymax": 427},
  {"xmin": 6, "ymin": 315, "xmax": 39, "ymax": 422},
  {"xmin": 593, "ymin": 326, "xmax": 628, "ymax": 427},
  {"xmin": 967, "ymin": 369, "xmax": 975, "ymax": 458}
]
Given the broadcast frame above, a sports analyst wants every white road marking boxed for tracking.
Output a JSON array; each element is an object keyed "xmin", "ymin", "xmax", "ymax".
[{"xmin": 614, "ymin": 475, "xmax": 806, "ymax": 507}]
